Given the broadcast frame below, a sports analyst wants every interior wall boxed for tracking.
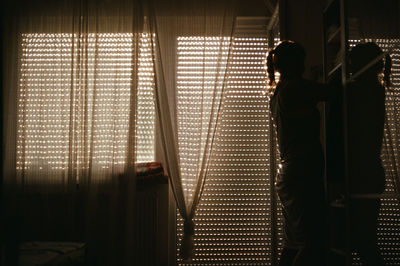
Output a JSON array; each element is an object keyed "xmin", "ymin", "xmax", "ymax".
[
  {"xmin": 347, "ymin": 0, "xmax": 400, "ymax": 39},
  {"xmin": 279, "ymin": 0, "xmax": 327, "ymax": 80}
]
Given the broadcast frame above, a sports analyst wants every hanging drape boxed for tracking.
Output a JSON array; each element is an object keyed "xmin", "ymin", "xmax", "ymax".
[
  {"xmin": 2, "ymin": 0, "xmax": 240, "ymax": 263},
  {"xmin": 147, "ymin": 0, "xmax": 238, "ymax": 260},
  {"xmin": 2, "ymin": 0, "xmax": 142, "ymax": 265}
]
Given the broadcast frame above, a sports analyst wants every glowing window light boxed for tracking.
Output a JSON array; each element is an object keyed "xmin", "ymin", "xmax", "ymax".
[
  {"xmin": 17, "ymin": 33, "xmax": 155, "ymax": 173},
  {"xmin": 176, "ymin": 36, "xmax": 282, "ymax": 265}
]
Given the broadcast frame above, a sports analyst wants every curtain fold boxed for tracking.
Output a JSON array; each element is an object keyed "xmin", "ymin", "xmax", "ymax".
[
  {"xmin": 3, "ymin": 0, "xmax": 142, "ymax": 265},
  {"xmin": 3, "ymin": 0, "xmax": 245, "ymax": 263},
  {"xmin": 147, "ymin": 0, "xmax": 238, "ymax": 260}
]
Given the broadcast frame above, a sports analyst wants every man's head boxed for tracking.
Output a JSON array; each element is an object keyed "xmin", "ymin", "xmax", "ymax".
[{"xmin": 267, "ymin": 40, "xmax": 306, "ymax": 85}]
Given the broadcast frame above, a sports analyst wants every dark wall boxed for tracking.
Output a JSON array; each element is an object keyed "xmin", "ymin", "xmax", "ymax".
[
  {"xmin": 348, "ymin": 0, "xmax": 400, "ymax": 39},
  {"xmin": 280, "ymin": 0, "xmax": 400, "ymax": 78},
  {"xmin": 280, "ymin": 0, "xmax": 327, "ymax": 80}
]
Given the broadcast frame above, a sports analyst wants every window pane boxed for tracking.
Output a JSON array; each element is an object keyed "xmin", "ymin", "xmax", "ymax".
[
  {"xmin": 17, "ymin": 33, "xmax": 154, "ymax": 175},
  {"xmin": 176, "ymin": 36, "xmax": 281, "ymax": 264}
]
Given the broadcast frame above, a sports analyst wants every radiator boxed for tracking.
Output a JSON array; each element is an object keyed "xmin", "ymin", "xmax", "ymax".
[{"xmin": 135, "ymin": 181, "xmax": 170, "ymax": 266}]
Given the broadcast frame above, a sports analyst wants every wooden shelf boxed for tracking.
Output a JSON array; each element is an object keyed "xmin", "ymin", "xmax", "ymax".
[
  {"xmin": 327, "ymin": 27, "xmax": 341, "ymax": 43},
  {"xmin": 324, "ymin": 0, "xmax": 340, "ymax": 13},
  {"xmin": 328, "ymin": 62, "xmax": 342, "ymax": 77},
  {"xmin": 323, "ymin": 1, "xmax": 353, "ymax": 264},
  {"xmin": 330, "ymin": 248, "xmax": 346, "ymax": 256},
  {"xmin": 330, "ymin": 201, "xmax": 345, "ymax": 208}
]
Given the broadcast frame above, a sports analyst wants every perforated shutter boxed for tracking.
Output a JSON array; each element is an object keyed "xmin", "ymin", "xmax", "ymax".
[
  {"xmin": 176, "ymin": 20, "xmax": 283, "ymax": 265},
  {"xmin": 17, "ymin": 33, "xmax": 155, "ymax": 173},
  {"xmin": 374, "ymin": 39, "xmax": 400, "ymax": 265}
]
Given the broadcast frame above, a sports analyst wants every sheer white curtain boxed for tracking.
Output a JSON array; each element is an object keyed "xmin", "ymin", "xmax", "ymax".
[
  {"xmin": 3, "ymin": 0, "xmax": 143, "ymax": 264},
  {"xmin": 3, "ymin": 0, "xmax": 240, "ymax": 263},
  {"xmin": 5, "ymin": 0, "xmax": 141, "ymax": 186},
  {"xmin": 148, "ymin": 0, "xmax": 238, "ymax": 260}
]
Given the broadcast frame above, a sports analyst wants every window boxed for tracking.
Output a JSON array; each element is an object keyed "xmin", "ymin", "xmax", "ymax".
[
  {"xmin": 176, "ymin": 36, "xmax": 282, "ymax": 264},
  {"xmin": 17, "ymin": 33, "xmax": 155, "ymax": 175}
]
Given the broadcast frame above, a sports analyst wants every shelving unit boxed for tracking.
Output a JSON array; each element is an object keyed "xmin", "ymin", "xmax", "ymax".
[
  {"xmin": 322, "ymin": 0, "xmax": 351, "ymax": 265},
  {"xmin": 323, "ymin": 1, "xmax": 400, "ymax": 265},
  {"xmin": 323, "ymin": 0, "xmax": 348, "ymax": 83}
]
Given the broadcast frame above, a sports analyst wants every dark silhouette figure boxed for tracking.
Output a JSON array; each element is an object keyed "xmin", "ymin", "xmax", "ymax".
[
  {"xmin": 268, "ymin": 41, "xmax": 329, "ymax": 266},
  {"xmin": 347, "ymin": 42, "xmax": 390, "ymax": 266}
]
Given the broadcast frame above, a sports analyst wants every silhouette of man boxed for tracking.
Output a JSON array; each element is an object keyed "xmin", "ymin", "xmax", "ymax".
[
  {"xmin": 268, "ymin": 40, "xmax": 330, "ymax": 266},
  {"xmin": 347, "ymin": 42, "xmax": 390, "ymax": 266}
]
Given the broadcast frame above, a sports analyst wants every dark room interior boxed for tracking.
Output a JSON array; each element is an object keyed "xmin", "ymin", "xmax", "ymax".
[{"xmin": 1, "ymin": 0, "xmax": 400, "ymax": 265}]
